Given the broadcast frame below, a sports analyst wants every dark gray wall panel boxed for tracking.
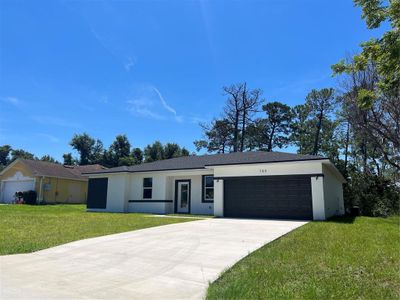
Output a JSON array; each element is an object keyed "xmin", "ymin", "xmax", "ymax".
[
  {"xmin": 224, "ymin": 175, "xmax": 313, "ymax": 220},
  {"xmin": 87, "ymin": 178, "xmax": 108, "ymax": 209}
]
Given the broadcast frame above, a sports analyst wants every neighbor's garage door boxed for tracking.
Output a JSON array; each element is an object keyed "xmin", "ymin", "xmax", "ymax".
[
  {"xmin": 87, "ymin": 178, "xmax": 108, "ymax": 209},
  {"xmin": 224, "ymin": 175, "xmax": 313, "ymax": 220},
  {"xmin": 1, "ymin": 180, "xmax": 35, "ymax": 203}
]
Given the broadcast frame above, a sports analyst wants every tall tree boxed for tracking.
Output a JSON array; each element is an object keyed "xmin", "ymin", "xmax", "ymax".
[
  {"xmin": 290, "ymin": 104, "xmax": 313, "ymax": 154},
  {"xmin": 290, "ymin": 99, "xmax": 340, "ymax": 160},
  {"xmin": 239, "ymin": 83, "xmax": 262, "ymax": 151},
  {"xmin": 40, "ymin": 155, "xmax": 58, "ymax": 163},
  {"xmin": 163, "ymin": 143, "xmax": 181, "ymax": 159},
  {"xmin": 163, "ymin": 143, "xmax": 189, "ymax": 159},
  {"xmin": 223, "ymin": 83, "xmax": 262, "ymax": 152},
  {"xmin": 131, "ymin": 147, "xmax": 143, "ymax": 165},
  {"xmin": 91, "ymin": 139, "xmax": 105, "ymax": 164},
  {"xmin": 260, "ymin": 101, "xmax": 293, "ymax": 151},
  {"xmin": 332, "ymin": 0, "xmax": 399, "ymax": 106},
  {"xmin": 109, "ymin": 134, "xmax": 131, "ymax": 166},
  {"xmin": 223, "ymin": 83, "xmax": 244, "ymax": 152},
  {"xmin": 70, "ymin": 133, "xmax": 96, "ymax": 165},
  {"xmin": 243, "ymin": 120, "xmax": 265, "ymax": 151},
  {"xmin": 194, "ymin": 119, "xmax": 233, "ymax": 153},
  {"xmin": 11, "ymin": 149, "xmax": 35, "ymax": 161},
  {"xmin": 181, "ymin": 147, "xmax": 190, "ymax": 156},
  {"xmin": 144, "ymin": 141, "xmax": 190, "ymax": 162},
  {"xmin": 144, "ymin": 141, "xmax": 164, "ymax": 162},
  {"xmin": 338, "ymin": 61, "xmax": 400, "ymax": 171},
  {"xmin": 305, "ymin": 88, "xmax": 336, "ymax": 155},
  {"xmin": 0, "ymin": 145, "xmax": 11, "ymax": 167},
  {"xmin": 63, "ymin": 153, "xmax": 75, "ymax": 165}
]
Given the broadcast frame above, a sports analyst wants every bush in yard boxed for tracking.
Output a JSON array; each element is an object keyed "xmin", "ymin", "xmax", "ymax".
[
  {"xmin": 344, "ymin": 173, "xmax": 400, "ymax": 217},
  {"xmin": 22, "ymin": 190, "xmax": 37, "ymax": 205}
]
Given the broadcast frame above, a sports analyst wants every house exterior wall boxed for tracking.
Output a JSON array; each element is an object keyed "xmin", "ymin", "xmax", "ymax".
[
  {"xmin": 0, "ymin": 161, "xmax": 88, "ymax": 203},
  {"xmin": 0, "ymin": 161, "xmax": 34, "ymax": 180},
  {"xmin": 214, "ymin": 179, "xmax": 224, "ymax": 217},
  {"xmin": 105, "ymin": 173, "xmax": 129, "ymax": 212},
  {"xmin": 87, "ymin": 160, "xmax": 345, "ymax": 220},
  {"xmin": 127, "ymin": 169, "xmax": 213, "ymax": 215},
  {"xmin": 167, "ymin": 174, "xmax": 213, "ymax": 215},
  {"xmin": 41, "ymin": 177, "xmax": 87, "ymax": 203},
  {"xmin": 212, "ymin": 160, "xmax": 326, "ymax": 219},
  {"xmin": 323, "ymin": 164, "xmax": 345, "ymax": 218},
  {"xmin": 211, "ymin": 160, "xmax": 324, "ymax": 178},
  {"xmin": 311, "ymin": 176, "xmax": 325, "ymax": 220},
  {"xmin": 127, "ymin": 172, "xmax": 170, "ymax": 214}
]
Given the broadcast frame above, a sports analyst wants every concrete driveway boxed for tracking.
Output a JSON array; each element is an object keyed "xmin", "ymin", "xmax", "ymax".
[{"xmin": 0, "ymin": 218, "xmax": 307, "ymax": 299}]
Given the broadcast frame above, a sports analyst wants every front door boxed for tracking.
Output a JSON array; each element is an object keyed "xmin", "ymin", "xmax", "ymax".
[{"xmin": 176, "ymin": 181, "xmax": 190, "ymax": 213}]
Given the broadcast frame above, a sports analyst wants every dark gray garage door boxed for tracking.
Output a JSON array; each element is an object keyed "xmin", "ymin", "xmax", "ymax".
[
  {"xmin": 87, "ymin": 178, "xmax": 108, "ymax": 209},
  {"xmin": 224, "ymin": 175, "xmax": 313, "ymax": 220}
]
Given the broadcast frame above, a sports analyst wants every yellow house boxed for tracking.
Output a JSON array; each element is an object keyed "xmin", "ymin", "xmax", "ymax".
[{"xmin": 0, "ymin": 159, "xmax": 106, "ymax": 204}]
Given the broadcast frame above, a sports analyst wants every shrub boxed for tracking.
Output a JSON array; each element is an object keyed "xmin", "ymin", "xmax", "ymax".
[
  {"xmin": 344, "ymin": 173, "xmax": 400, "ymax": 217},
  {"xmin": 22, "ymin": 190, "xmax": 37, "ymax": 205}
]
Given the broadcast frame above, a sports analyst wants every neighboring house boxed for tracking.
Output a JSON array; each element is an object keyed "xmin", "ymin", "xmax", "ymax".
[
  {"xmin": 84, "ymin": 152, "xmax": 345, "ymax": 220},
  {"xmin": 0, "ymin": 159, "xmax": 106, "ymax": 204}
]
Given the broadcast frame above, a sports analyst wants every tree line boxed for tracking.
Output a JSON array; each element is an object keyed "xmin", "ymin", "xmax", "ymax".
[
  {"xmin": 65, "ymin": 134, "xmax": 190, "ymax": 167},
  {"xmin": 194, "ymin": 86, "xmax": 339, "ymax": 157},
  {"xmin": 0, "ymin": 137, "xmax": 190, "ymax": 170}
]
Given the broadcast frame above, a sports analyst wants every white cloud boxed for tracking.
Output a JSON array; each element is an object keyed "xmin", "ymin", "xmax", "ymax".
[
  {"xmin": 152, "ymin": 87, "xmax": 183, "ymax": 123},
  {"xmin": 126, "ymin": 85, "xmax": 183, "ymax": 123},
  {"xmin": 124, "ymin": 57, "xmax": 136, "ymax": 72},
  {"xmin": 1, "ymin": 96, "xmax": 21, "ymax": 107},
  {"xmin": 126, "ymin": 98, "xmax": 165, "ymax": 120}
]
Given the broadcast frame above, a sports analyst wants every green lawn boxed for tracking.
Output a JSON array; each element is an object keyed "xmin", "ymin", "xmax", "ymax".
[
  {"xmin": 0, "ymin": 204, "xmax": 196, "ymax": 255},
  {"xmin": 207, "ymin": 216, "xmax": 400, "ymax": 300}
]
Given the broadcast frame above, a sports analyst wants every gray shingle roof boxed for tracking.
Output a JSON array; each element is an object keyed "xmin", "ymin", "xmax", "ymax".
[
  {"xmin": 84, "ymin": 151, "xmax": 326, "ymax": 175},
  {"xmin": 18, "ymin": 159, "xmax": 107, "ymax": 180}
]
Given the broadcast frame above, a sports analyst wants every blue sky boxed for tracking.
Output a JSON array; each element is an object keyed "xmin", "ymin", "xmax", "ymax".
[{"xmin": 0, "ymin": 0, "xmax": 388, "ymax": 161}]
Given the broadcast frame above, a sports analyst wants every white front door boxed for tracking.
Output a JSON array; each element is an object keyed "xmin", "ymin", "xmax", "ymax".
[{"xmin": 176, "ymin": 181, "xmax": 190, "ymax": 213}]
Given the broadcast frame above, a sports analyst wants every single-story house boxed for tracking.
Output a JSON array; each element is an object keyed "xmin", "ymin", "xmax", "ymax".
[
  {"xmin": 0, "ymin": 159, "xmax": 106, "ymax": 204},
  {"xmin": 84, "ymin": 152, "xmax": 345, "ymax": 220}
]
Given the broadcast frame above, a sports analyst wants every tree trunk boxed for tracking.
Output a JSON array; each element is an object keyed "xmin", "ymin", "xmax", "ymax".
[
  {"xmin": 312, "ymin": 112, "xmax": 323, "ymax": 155},
  {"xmin": 233, "ymin": 110, "xmax": 239, "ymax": 152},
  {"xmin": 239, "ymin": 83, "xmax": 247, "ymax": 152},
  {"xmin": 267, "ymin": 125, "xmax": 276, "ymax": 152},
  {"xmin": 344, "ymin": 121, "xmax": 350, "ymax": 172},
  {"xmin": 240, "ymin": 110, "xmax": 246, "ymax": 152}
]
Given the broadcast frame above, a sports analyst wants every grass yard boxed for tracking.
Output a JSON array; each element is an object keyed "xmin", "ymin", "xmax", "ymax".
[
  {"xmin": 207, "ymin": 216, "xmax": 400, "ymax": 300},
  {"xmin": 0, "ymin": 204, "xmax": 197, "ymax": 255}
]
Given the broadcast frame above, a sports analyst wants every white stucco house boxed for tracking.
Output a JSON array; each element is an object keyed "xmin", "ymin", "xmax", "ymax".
[{"xmin": 84, "ymin": 151, "xmax": 346, "ymax": 220}]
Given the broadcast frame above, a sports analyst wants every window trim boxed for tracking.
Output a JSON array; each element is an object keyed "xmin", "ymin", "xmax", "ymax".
[
  {"xmin": 142, "ymin": 177, "xmax": 153, "ymax": 199},
  {"xmin": 202, "ymin": 175, "xmax": 214, "ymax": 203}
]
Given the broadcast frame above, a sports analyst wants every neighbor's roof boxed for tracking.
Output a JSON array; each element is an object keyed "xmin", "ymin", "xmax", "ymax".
[
  {"xmin": 84, "ymin": 151, "xmax": 326, "ymax": 175},
  {"xmin": 7, "ymin": 159, "xmax": 107, "ymax": 180}
]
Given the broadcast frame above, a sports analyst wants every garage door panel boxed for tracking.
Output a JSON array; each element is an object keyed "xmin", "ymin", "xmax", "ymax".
[
  {"xmin": 224, "ymin": 175, "xmax": 312, "ymax": 220},
  {"xmin": 1, "ymin": 180, "xmax": 35, "ymax": 203}
]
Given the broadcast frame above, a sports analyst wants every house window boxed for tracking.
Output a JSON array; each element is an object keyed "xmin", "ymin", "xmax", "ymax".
[
  {"xmin": 143, "ymin": 177, "xmax": 153, "ymax": 199},
  {"xmin": 203, "ymin": 175, "xmax": 214, "ymax": 202}
]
